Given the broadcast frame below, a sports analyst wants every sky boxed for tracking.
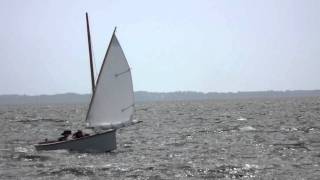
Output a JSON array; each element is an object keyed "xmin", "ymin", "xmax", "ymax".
[{"xmin": 0, "ymin": 0, "xmax": 319, "ymax": 95}]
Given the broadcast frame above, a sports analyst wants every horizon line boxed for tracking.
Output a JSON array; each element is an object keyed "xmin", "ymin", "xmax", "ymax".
[{"xmin": 1, "ymin": 89, "xmax": 320, "ymax": 96}]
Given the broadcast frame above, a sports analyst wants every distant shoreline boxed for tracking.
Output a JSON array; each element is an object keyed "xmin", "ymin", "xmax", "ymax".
[{"xmin": 0, "ymin": 90, "xmax": 319, "ymax": 105}]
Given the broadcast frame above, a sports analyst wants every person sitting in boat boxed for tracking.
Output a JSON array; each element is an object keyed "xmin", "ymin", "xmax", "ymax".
[
  {"xmin": 58, "ymin": 130, "xmax": 72, "ymax": 141},
  {"xmin": 72, "ymin": 130, "xmax": 84, "ymax": 139}
]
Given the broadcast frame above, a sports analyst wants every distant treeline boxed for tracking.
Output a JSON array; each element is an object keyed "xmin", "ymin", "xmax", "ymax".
[{"xmin": 0, "ymin": 90, "xmax": 319, "ymax": 105}]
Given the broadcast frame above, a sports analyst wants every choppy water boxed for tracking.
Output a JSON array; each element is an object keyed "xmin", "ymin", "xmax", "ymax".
[{"xmin": 1, "ymin": 97, "xmax": 320, "ymax": 179}]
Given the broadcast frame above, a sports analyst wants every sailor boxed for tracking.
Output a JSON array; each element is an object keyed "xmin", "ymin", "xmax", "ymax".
[
  {"xmin": 72, "ymin": 130, "xmax": 84, "ymax": 139},
  {"xmin": 58, "ymin": 130, "xmax": 72, "ymax": 141}
]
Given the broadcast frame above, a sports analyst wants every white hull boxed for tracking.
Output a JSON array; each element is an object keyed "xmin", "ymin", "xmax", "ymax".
[{"xmin": 35, "ymin": 129, "xmax": 116, "ymax": 153}]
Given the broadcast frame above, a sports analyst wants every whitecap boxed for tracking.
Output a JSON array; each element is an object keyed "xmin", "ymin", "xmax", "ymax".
[
  {"xmin": 239, "ymin": 126, "xmax": 256, "ymax": 131},
  {"xmin": 244, "ymin": 164, "xmax": 259, "ymax": 170},
  {"xmin": 14, "ymin": 147, "xmax": 28, "ymax": 153},
  {"xmin": 237, "ymin": 117, "xmax": 247, "ymax": 121}
]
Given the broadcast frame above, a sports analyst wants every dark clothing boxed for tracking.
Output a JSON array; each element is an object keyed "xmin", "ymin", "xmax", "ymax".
[
  {"xmin": 61, "ymin": 130, "xmax": 72, "ymax": 136},
  {"xmin": 72, "ymin": 130, "xmax": 84, "ymax": 139},
  {"xmin": 58, "ymin": 130, "xmax": 72, "ymax": 141}
]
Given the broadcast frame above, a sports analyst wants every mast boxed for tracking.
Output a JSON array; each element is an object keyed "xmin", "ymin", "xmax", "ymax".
[{"xmin": 85, "ymin": 12, "xmax": 95, "ymax": 93}]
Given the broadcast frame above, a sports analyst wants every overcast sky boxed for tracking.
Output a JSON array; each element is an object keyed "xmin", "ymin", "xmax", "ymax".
[{"xmin": 0, "ymin": 0, "xmax": 319, "ymax": 95}]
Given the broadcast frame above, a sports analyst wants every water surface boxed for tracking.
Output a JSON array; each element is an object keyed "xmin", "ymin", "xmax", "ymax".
[{"xmin": 1, "ymin": 97, "xmax": 320, "ymax": 179}]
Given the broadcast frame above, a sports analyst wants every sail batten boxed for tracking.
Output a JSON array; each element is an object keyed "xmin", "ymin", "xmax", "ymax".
[{"xmin": 86, "ymin": 31, "xmax": 134, "ymax": 128}]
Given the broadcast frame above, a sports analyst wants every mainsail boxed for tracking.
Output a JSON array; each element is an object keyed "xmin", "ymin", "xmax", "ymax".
[{"xmin": 86, "ymin": 30, "xmax": 134, "ymax": 129}]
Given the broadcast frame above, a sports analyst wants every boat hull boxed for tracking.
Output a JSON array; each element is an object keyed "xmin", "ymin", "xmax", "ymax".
[{"xmin": 35, "ymin": 129, "xmax": 116, "ymax": 153}]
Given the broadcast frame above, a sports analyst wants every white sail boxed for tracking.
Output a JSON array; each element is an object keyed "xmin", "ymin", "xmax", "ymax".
[{"xmin": 86, "ymin": 33, "xmax": 134, "ymax": 129}]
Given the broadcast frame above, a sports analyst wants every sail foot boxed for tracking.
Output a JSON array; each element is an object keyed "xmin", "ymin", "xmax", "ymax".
[{"xmin": 91, "ymin": 120, "xmax": 133, "ymax": 130}]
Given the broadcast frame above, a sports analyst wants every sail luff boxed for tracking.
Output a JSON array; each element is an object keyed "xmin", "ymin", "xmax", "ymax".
[{"xmin": 85, "ymin": 27, "xmax": 121, "ymax": 127}]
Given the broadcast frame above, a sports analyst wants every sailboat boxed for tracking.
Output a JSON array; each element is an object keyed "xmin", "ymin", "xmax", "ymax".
[{"xmin": 35, "ymin": 13, "xmax": 138, "ymax": 152}]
